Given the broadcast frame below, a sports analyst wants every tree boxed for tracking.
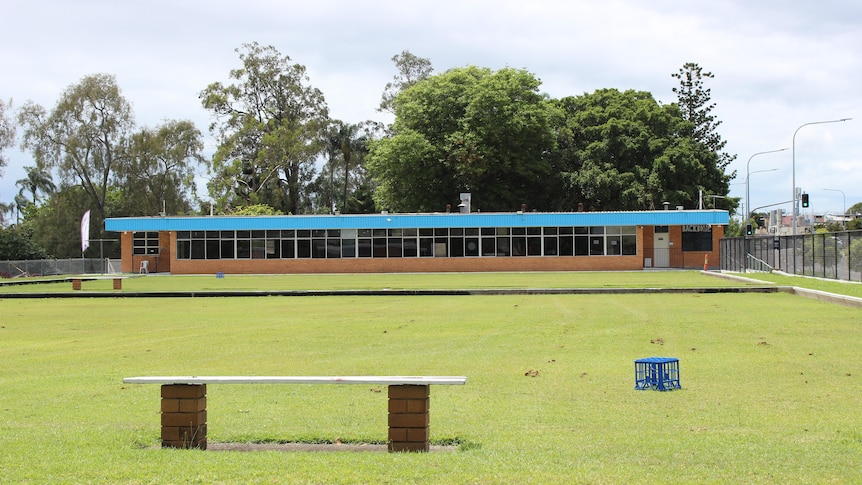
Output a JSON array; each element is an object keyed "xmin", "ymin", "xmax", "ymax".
[
  {"xmin": 18, "ymin": 74, "xmax": 134, "ymax": 230},
  {"xmin": 0, "ymin": 98, "xmax": 14, "ymax": 177},
  {"xmin": 201, "ymin": 42, "xmax": 329, "ymax": 215},
  {"xmin": 230, "ymin": 204, "xmax": 283, "ymax": 216},
  {"xmin": 333, "ymin": 121, "xmax": 377, "ymax": 212},
  {"xmin": 310, "ymin": 121, "xmax": 378, "ymax": 214},
  {"xmin": 22, "ymin": 185, "xmax": 117, "ymax": 258},
  {"xmin": 15, "ymin": 165, "xmax": 55, "ymax": 206},
  {"xmin": 13, "ymin": 192, "xmax": 29, "ymax": 223},
  {"xmin": 556, "ymin": 88, "xmax": 728, "ymax": 211},
  {"xmin": 724, "ymin": 216, "xmax": 743, "ymax": 238},
  {"xmin": 849, "ymin": 236, "xmax": 862, "ymax": 273},
  {"xmin": 114, "ymin": 120, "xmax": 204, "ymax": 216},
  {"xmin": 0, "ymin": 224, "xmax": 50, "ymax": 260},
  {"xmin": 0, "ymin": 201, "xmax": 11, "ymax": 226},
  {"xmin": 378, "ymin": 50, "xmax": 433, "ymax": 114},
  {"xmin": 368, "ymin": 66, "xmax": 556, "ymax": 212},
  {"xmin": 672, "ymin": 62, "xmax": 736, "ymax": 174}
]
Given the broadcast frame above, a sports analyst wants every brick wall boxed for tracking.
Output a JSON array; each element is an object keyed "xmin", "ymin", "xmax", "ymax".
[
  {"xmin": 166, "ymin": 254, "xmax": 645, "ymax": 274},
  {"xmin": 116, "ymin": 224, "xmax": 725, "ymax": 274}
]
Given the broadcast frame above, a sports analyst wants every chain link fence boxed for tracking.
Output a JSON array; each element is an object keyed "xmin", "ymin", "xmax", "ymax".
[
  {"xmin": 0, "ymin": 259, "xmax": 122, "ymax": 278},
  {"xmin": 721, "ymin": 230, "xmax": 862, "ymax": 282}
]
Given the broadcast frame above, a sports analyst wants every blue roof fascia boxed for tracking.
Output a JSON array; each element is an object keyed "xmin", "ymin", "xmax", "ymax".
[{"xmin": 105, "ymin": 210, "xmax": 729, "ymax": 232}]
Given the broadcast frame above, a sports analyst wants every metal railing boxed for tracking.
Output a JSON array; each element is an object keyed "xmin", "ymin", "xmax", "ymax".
[
  {"xmin": 0, "ymin": 259, "xmax": 122, "ymax": 278},
  {"xmin": 721, "ymin": 230, "xmax": 862, "ymax": 282}
]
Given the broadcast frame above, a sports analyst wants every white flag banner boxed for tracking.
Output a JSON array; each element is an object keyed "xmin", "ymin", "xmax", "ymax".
[{"xmin": 81, "ymin": 210, "xmax": 91, "ymax": 253}]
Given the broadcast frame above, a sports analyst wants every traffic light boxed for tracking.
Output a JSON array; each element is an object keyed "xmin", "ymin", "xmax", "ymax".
[
  {"xmin": 801, "ymin": 193, "xmax": 810, "ymax": 208},
  {"xmin": 745, "ymin": 224, "xmax": 753, "ymax": 236}
]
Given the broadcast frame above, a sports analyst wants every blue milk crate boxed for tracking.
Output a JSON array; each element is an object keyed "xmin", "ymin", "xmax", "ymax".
[{"xmin": 634, "ymin": 357, "xmax": 681, "ymax": 391}]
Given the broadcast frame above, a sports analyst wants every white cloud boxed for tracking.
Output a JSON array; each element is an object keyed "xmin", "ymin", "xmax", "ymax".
[{"xmin": 1, "ymin": 0, "xmax": 860, "ymax": 216}]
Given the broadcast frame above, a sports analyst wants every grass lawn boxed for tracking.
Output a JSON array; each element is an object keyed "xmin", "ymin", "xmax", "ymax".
[
  {"xmin": 729, "ymin": 272, "xmax": 862, "ymax": 299},
  {"xmin": 1, "ymin": 270, "xmax": 758, "ymax": 294},
  {"xmin": 1, "ymin": 272, "xmax": 861, "ymax": 483}
]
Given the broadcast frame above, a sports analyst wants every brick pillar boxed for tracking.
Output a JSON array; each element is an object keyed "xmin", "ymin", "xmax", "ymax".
[
  {"xmin": 113, "ymin": 278, "xmax": 122, "ymax": 290},
  {"xmin": 72, "ymin": 279, "xmax": 82, "ymax": 290},
  {"xmin": 160, "ymin": 384, "xmax": 207, "ymax": 449},
  {"xmin": 388, "ymin": 384, "xmax": 430, "ymax": 452}
]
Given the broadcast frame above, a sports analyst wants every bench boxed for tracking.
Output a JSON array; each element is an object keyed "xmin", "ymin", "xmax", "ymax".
[
  {"xmin": 122, "ymin": 375, "xmax": 467, "ymax": 452},
  {"xmin": 71, "ymin": 277, "xmax": 125, "ymax": 290}
]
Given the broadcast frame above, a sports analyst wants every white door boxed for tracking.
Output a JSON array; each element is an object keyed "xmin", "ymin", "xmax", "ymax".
[{"xmin": 653, "ymin": 231, "xmax": 670, "ymax": 268}]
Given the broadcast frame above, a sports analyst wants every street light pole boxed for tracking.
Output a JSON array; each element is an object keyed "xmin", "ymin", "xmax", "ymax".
[
  {"xmin": 746, "ymin": 168, "xmax": 779, "ymax": 221},
  {"xmin": 791, "ymin": 118, "xmax": 851, "ymax": 273},
  {"xmin": 745, "ymin": 148, "xmax": 787, "ymax": 223},
  {"xmin": 742, "ymin": 148, "xmax": 785, "ymax": 274},
  {"xmin": 792, "ymin": 118, "xmax": 851, "ymax": 237},
  {"xmin": 822, "ymin": 188, "xmax": 846, "ymax": 229}
]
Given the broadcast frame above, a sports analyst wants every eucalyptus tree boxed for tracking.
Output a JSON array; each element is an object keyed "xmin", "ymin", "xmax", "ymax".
[
  {"xmin": 18, "ymin": 73, "xmax": 134, "ymax": 226},
  {"xmin": 378, "ymin": 50, "xmax": 434, "ymax": 114},
  {"xmin": 201, "ymin": 42, "xmax": 330, "ymax": 215},
  {"xmin": 115, "ymin": 120, "xmax": 204, "ymax": 216},
  {"xmin": 0, "ymin": 98, "xmax": 14, "ymax": 176}
]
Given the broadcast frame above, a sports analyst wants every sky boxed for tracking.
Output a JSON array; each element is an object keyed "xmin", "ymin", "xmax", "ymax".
[{"xmin": 2, "ymin": 0, "xmax": 861, "ymax": 220}]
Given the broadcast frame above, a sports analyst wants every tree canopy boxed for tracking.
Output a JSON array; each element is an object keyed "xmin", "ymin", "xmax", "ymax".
[
  {"xmin": 18, "ymin": 74, "xmax": 134, "ymax": 228},
  {"xmin": 0, "ymin": 98, "xmax": 14, "ymax": 178},
  {"xmin": 378, "ymin": 50, "xmax": 434, "ymax": 114},
  {"xmin": 368, "ymin": 64, "xmax": 735, "ymax": 213},
  {"xmin": 114, "ymin": 120, "xmax": 204, "ymax": 216},
  {"xmin": 201, "ymin": 42, "xmax": 330, "ymax": 215},
  {"xmin": 13, "ymin": 73, "xmax": 203, "ymax": 256},
  {"xmin": 368, "ymin": 66, "xmax": 556, "ymax": 212},
  {"xmin": 1, "ymin": 51, "xmax": 745, "ymax": 258},
  {"xmin": 555, "ymin": 88, "xmax": 729, "ymax": 211},
  {"xmin": 673, "ymin": 62, "xmax": 736, "ymax": 175}
]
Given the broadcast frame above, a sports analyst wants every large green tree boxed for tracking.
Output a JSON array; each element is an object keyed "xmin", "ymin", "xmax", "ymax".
[
  {"xmin": 201, "ymin": 42, "xmax": 329, "ymax": 215},
  {"xmin": 0, "ymin": 224, "xmax": 50, "ymax": 260},
  {"xmin": 556, "ymin": 88, "xmax": 730, "ymax": 211},
  {"xmin": 114, "ymin": 120, "xmax": 204, "ymax": 216},
  {"xmin": 368, "ymin": 66, "xmax": 556, "ymax": 212},
  {"xmin": 18, "ymin": 74, "xmax": 134, "ymax": 230}
]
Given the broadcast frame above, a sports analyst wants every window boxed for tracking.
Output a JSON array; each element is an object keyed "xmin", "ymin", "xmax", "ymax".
[
  {"xmin": 171, "ymin": 223, "xmax": 640, "ymax": 261},
  {"xmin": 133, "ymin": 232, "xmax": 160, "ymax": 255},
  {"xmin": 682, "ymin": 225, "xmax": 713, "ymax": 251}
]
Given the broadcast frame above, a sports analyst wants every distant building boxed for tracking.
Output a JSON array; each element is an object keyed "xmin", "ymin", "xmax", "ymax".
[{"xmin": 105, "ymin": 210, "xmax": 729, "ymax": 274}]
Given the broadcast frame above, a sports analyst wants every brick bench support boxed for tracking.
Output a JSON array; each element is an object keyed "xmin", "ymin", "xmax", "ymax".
[
  {"xmin": 123, "ymin": 376, "xmax": 466, "ymax": 452},
  {"xmin": 161, "ymin": 384, "xmax": 207, "ymax": 449},
  {"xmin": 388, "ymin": 384, "xmax": 430, "ymax": 452}
]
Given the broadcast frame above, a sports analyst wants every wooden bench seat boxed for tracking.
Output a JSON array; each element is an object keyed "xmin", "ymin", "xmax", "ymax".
[{"xmin": 123, "ymin": 375, "xmax": 467, "ymax": 452}]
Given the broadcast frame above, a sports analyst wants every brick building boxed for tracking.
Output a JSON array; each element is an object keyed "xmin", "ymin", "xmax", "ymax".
[{"xmin": 105, "ymin": 210, "xmax": 728, "ymax": 274}]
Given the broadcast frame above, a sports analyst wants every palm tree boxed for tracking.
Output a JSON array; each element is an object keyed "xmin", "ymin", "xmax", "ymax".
[
  {"xmin": 331, "ymin": 122, "xmax": 373, "ymax": 213},
  {"xmin": 15, "ymin": 165, "xmax": 55, "ymax": 205},
  {"xmin": 0, "ymin": 201, "xmax": 11, "ymax": 226},
  {"xmin": 13, "ymin": 192, "xmax": 29, "ymax": 223}
]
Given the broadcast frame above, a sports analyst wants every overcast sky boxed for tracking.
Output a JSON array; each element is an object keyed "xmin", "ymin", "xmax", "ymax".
[{"xmin": 2, "ymin": 0, "xmax": 860, "ymax": 219}]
